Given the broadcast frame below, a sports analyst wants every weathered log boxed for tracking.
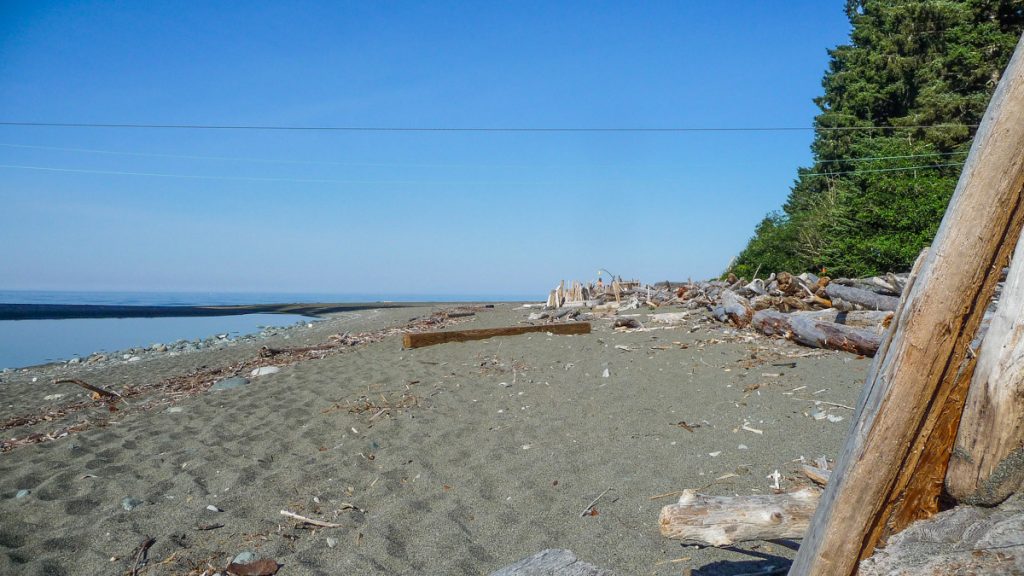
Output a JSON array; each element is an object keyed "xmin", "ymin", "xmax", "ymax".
[
  {"xmin": 402, "ymin": 322, "xmax": 590, "ymax": 348},
  {"xmin": 790, "ymin": 35, "xmax": 1024, "ymax": 576},
  {"xmin": 787, "ymin": 309, "xmax": 894, "ymax": 334},
  {"xmin": 752, "ymin": 309, "xmax": 882, "ymax": 356},
  {"xmin": 489, "ymin": 549, "xmax": 612, "ymax": 576},
  {"xmin": 824, "ymin": 283, "xmax": 900, "ymax": 311},
  {"xmin": 801, "ymin": 464, "xmax": 832, "ymax": 487},
  {"xmin": 945, "ymin": 229, "xmax": 1024, "ymax": 505},
  {"xmin": 659, "ymin": 488, "xmax": 821, "ymax": 546},
  {"xmin": 711, "ymin": 289, "xmax": 753, "ymax": 327},
  {"xmin": 859, "ymin": 495, "xmax": 1024, "ymax": 576}
]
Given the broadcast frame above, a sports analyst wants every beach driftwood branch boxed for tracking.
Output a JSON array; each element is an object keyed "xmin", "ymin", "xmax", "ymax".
[
  {"xmin": 790, "ymin": 35, "xmax": 1024, "ymax": 575},
  {"xmin": 279, "ymin": 510, "xmax": 342, "ymax": 528},
  {"xmin": 54, "ymin": 378, "xmax": 125, "ymax": 402},
  {"xmin": 402, "ymin": 322, "xmax": 591, "ymax": 349},
  {"xmin": 658, "ymin": 488, "xmax": 822, "ymax": 546},
  {"xmin": 946, "ymin": 226, "xmax": 1024, "ymax": 505},
  {"xmin": 751, "ymin": 310, "xmax": 882, "ymax": 356}
]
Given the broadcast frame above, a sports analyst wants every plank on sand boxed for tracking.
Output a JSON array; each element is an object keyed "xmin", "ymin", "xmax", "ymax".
[{"xmin": 403, "ymin": 322, "xmax": 591, "ymax": 349}]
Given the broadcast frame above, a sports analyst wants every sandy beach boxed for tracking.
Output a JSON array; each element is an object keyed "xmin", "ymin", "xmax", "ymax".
[{"xmin": 0, "ymin": 303, "xmax": 867, "ymax": 575}]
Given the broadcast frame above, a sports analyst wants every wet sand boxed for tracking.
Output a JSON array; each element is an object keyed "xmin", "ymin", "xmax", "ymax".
[{"xmin": 0, "ymin": 304, "xmax": 867, "ymax": 575}]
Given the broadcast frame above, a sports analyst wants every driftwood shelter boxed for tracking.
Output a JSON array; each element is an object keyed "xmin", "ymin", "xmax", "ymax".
[{"xmin": 658, "ymin": 32, "xmax": 1024, "ymax": 576}]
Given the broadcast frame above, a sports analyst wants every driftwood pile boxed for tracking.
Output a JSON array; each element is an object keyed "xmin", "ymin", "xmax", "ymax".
[{"xmin": 677, "ymin": 271, "xmax": 907, "ymax": 356}]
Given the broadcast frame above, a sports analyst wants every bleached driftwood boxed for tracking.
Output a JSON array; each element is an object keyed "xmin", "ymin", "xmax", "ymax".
[
  {"xmin": 946, "ymin": 229, "xmax": 1024, "ymax": 505},
  {"xmin": 752, "ymin": 309, "xmax": 882, "ymax": 356},
  {"xmin": 787, "ymin": 309, "xmax": 894, "ymax": 334},
  {"xmin": 711, "ymin": 289, "xmax": 753, "ymax": 328},
  {"xmin": 658, "ymin": 488, "xmax": 821, "ymax": 546},
  {"xmin": 824, "ymin": 283, "xmax": 900, "ymax": 311},
  {"xmin": 649, "ymin": 312, "xmax": 690, "ymax": 325}
]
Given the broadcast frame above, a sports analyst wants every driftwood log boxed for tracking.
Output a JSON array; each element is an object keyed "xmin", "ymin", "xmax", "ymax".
[
  {"xmin": 787, "ymin": 309, "xmax": 894, "ymax": 334},
  {"xmin": 790, "ymin": 34, "xmax": 1024, "ymax": 576},
  {"xmin": 402, "ymin": 322, "xmax": 591, "ymax": 349},
  {"xmin": 859, "ymin": 495, "xmax": 1024, "ymax": 576},
  {"xmin": 659, "ymin": 488, "xmax": 821, "ymax": 546},
  {"xmin": 945, "ymin": 228, "xmax": 1024, "ymax": 505},
  {"xmin": 711, "ymin": 289, "xmax": 753, "ymax": 327},
  {"xmin": 751, "ymin": 309, "xmax": 882, "ymax": 356},
  {"xmin": 824, "ymin": 283, "xmax": 900, "ymax": 311}
]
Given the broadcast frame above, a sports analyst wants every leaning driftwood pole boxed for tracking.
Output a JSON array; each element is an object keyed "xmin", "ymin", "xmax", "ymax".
[
  {"xmin": 659, "ymin": 488, "xmax": 821, "ymax": 546},
  {"xmin": 945, "ymin": 228, "xmax": 1024, "ymax": 505},
  {"xmin": 790, "ymin": 33, "xmax": 1024, "ymax": 576},
  {"xmin": 403, "ymin": 322, "xmax": 591, "ymax": 349}
]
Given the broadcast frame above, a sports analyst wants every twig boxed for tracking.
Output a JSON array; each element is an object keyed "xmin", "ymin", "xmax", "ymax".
[
  {"xmin": 580, "ymin": 487, "xmax": 613, "ymax": 517},
  {"xmin": 131, "ymin": 536, "xmax": 156, "ymax": 576},
  {"xmin": 649, "ymin": 490, "xmax": 684, "ymax": 500},
  {"xmin": 654, "ymin": 556, "xmax": 692, "ymax": 566},
  {"xmin": 792, "ymin": 397, "xmax": 855, "ymax": 410},
  {"xmin": 279, "ymin": 509, "xmax": 343, "ymax": 528}
]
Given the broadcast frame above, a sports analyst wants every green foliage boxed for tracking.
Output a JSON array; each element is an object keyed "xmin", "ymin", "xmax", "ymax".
[{"xmin": 730, "ymin": 0, "xmax": 1024, "ymax": 278}]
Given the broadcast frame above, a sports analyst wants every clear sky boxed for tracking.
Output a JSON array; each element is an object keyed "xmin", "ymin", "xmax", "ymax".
[{"xmin": 0, "ymin": 1, "xmax": 852, "ymax": 298}]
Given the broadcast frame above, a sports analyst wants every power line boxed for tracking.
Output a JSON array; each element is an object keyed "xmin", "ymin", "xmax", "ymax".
[
  {"xmin": 0, "ymin": 121, "xmax": 981, "ymax": 133},
  {"xmin": 0, "ymin": 142, "xmax": 970, "ymax": 168},
  {"xmin": 803, "ymin": 162, "xmax": 964, "ymax": 177},
  {"xmin": 0, "ymin": 161, "xmax": 966, "ymax": 183}
]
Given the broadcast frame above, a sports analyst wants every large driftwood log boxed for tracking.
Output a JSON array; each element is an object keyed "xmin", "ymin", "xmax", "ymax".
[
  {"xmin": 787, "ymin": 309, "xmax": 894, "ymax": 334},
  {"xmin": 659, "ymin": 488, "xmax": 821, "ymax": 546},
  {"xmin": 711, "ymin": 289, "xmax": 753, "ymax": 327},
  {"xmin": 402, "ymin": 322, "xmax": 590, "ymax": 349},
  {"xmin": 859, "ymin": 495, "xmax": 1024, "ymax": 576},
  {"xmin": 945, "ymin": 229, "xmax": 1024, "ymax": 505},
  {"xmin": 824, "ymin": 283, "xmax": 900, "ymax": 311},
  {"xmin": 790, "ymin": 35, "xmax": 1024, "ymax": 576},
  {"xmin": 751, "ymin": 309, "xmax": 882, "ymax": 356}
]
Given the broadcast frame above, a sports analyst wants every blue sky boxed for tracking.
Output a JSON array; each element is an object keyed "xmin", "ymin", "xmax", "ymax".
[{"xmin": 0, "ymin": 1, "xmax": 851, "ymax": 297}]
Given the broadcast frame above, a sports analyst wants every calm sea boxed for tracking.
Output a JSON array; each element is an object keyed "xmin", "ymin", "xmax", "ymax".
[{"xmin": 0, "ymin": 290, "xmax": 535, "ymax": 370}]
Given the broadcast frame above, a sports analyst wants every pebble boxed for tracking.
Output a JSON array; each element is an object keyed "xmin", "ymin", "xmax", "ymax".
[
  {"xmin": 165, "ymin": 407, "xmax": 185, "ymax": 414},
  {"xmin": 232, "ymin": 551, "xmax": 256, "ymax": 564},
  {"xmin": 601, "ymin": 368, "xmax": 610, "ymax": 378},
  {"xmin": 207, "ymin": 504, "xmax": 223, "ymax": 512},
  {"xmin": 43, "ymin": 394, "xmax": 65, "ymax": 401},
  {"xmin": 250, "ymin": 366, "xmax": 280, "ymax": 377},
  {"xmin": 326, "ymin": 537, "xmax": 338, "ymax": 548},
  {"xmin": 15, "ymin": 489, "xmax": 30, "ymax": 499},
  {"xmin": 211, "ymin": 376, "xmax": 249, "ymax": 391},
  {"xmin": 121, "ymin": 497, "xmax": 143, "ymax": 511},
  {"xmin": 68, "ymin": 357, "xmax": 81, "ymax": 364}
]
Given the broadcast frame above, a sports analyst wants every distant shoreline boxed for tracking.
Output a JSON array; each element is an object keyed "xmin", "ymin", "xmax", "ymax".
[{"xmin": 0, "ymin": 302, "xmax": 446, "ymax": 321}]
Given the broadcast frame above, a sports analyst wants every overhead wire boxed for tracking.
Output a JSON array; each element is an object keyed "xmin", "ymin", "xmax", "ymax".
[{"xmin": 0, "ymin": 121, "xmax": 981, "ymax": 132}]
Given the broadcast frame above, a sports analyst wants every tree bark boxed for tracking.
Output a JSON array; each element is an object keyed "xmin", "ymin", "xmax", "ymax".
[{"xmin": 711, "ymin": 289, "xmax": 753, "ymax": 327}]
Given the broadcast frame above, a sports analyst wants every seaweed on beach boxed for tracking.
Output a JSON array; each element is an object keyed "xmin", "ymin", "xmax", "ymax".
[{"xmin": 0, "ymin": 309, "xmax": 473, "ymax": 453}]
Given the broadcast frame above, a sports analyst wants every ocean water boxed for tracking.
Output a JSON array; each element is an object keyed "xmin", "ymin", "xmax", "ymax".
[
  {"xmin": 0, "ymin": 290, "xmax": 535, "ymax": 307},
  {"xmin": 0, "ymin": 290, "xmax": 535, "ymax": 370}
]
